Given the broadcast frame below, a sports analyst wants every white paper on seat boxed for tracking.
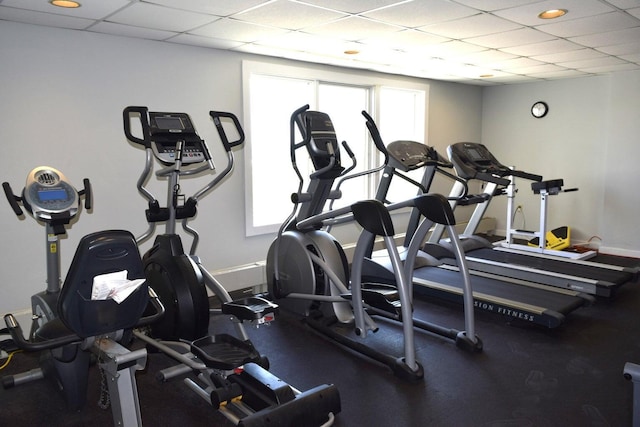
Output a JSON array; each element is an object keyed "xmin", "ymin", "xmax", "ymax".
[{"xmin": 91, "ymin": 270, "xmax": 145, "ymax": 304}]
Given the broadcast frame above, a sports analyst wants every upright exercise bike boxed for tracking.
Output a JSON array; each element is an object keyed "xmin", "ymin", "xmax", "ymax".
[
  {"xmin": 2, "ymin": 167, "xmax": 92, "ymax": 394},
  {"xmin": 3, "ymin": 167, "xmax": 91, "ymax": 338},
  {"xmin": 3, "ymin": 168, "xmax": 165, "ymax": 425},
  {"xmin": 123, "ymin": 106, "xmax": 341, "ymax": 426}
]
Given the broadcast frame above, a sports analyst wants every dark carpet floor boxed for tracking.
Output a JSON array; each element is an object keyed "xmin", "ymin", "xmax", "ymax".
[{"xmin": 1, "ymin": 274, "xmax": 639, "ymax": 426}]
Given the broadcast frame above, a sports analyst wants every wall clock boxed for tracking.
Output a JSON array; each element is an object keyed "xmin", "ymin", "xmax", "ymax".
[{"xmin": 531, "ymin": 101, "xmax": 549, "ymax": 118}]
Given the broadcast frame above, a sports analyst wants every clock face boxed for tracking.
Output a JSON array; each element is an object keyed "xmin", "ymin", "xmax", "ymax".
[{"xmin": 531, "ymin": 101, "xmax": 548, "ymax": 118}]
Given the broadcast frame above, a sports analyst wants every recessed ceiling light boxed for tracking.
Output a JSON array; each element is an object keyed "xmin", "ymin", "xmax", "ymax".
[
  {"xmin": 480, "ymin": 74, "xmax": 494, "ymax": 78},
  {"xmin": 538, "ymin": 9, "xmax": 567, "ymax": 19},
  {"xmin": 344, "ymin": 50, "xmax": 360, "ymax": 55},
  {"xmin": 50, "ymin": 0, "xmax": 81, "ymax": 8}
]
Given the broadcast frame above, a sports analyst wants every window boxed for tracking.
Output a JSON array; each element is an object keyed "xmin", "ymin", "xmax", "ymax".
[
  {"xmin": 379, "ymin": 87, "xmax": 427, "ymax": 204},
  {"xmin": 243, "ymin": 61, "xmax": 428, "ymax": 236}
]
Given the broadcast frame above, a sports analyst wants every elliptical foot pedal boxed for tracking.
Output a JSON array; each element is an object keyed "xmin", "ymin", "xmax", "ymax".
[
  {"xmin": 361, "ymin": 284, "xmax": 401, "ymax": 316},
  {"xmin": 222, "ymin": 296, "xmax": 278, "ymax": 325},
  {"xmin": 340, "ymin": 284, "xmax": 401, "ymax": 316},
  {"xmin": 229, "ymin": 363, "xmax": 342, "ymax": 427},
  {"xmin": 191, "ymin": 334, "xmax": 262, "ymax": 370}
]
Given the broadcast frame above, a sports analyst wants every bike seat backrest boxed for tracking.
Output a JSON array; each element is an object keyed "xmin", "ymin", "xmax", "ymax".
[{"xmin": 58, "ymin": 230, "xmax": 149, "ymax": 338}]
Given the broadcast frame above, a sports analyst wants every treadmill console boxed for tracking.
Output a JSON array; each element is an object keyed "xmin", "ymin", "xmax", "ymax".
[
  {"xmin": 447, "ymin": 142, "xmax": 509, "ymax": 180},
  {"xmin": 148, "ymin": 112, "xmax": 207, "ymax": 165},
  {"xmin": 386, "ymin": 140, "xmax": 451, "ymax": 173},
  {"xmin": 23, "ymin": 166, "xmax": 79, "ymax": 221}
]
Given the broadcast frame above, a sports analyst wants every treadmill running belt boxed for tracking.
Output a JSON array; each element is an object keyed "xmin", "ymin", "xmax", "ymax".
[
  {"xmin": 473, "ymin": 248, "xmax": 633, "ymax": 285},
  {"xmin": 412, "ymin": 266, "xmax": 588, "ymax": 329}
]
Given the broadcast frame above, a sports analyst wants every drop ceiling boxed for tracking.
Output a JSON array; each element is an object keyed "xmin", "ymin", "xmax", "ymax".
[{"xmin": 1, "ymin": 0, "xmax": 639, "ymax": 85}]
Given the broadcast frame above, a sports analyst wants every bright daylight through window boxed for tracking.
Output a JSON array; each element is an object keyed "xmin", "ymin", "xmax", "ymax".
[{"xmin": 243, "ymin": 61, "xmax": 428, "ymax": 236}]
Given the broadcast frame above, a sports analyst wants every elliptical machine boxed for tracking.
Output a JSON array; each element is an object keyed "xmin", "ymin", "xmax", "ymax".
[
  {"xmin": 266, "ymin": 106, "xmax": 481, "ymax": 382},
  {"xmin": 123, "ymin": 106, "xmax": 341, "ymax": 426}
]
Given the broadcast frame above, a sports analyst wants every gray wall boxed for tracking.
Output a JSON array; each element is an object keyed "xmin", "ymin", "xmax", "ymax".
[
  {"xmin": 0, "ymin": 21, "xmax": 483, "ymax": 314},
  {"xmin": 481, "ymin": 71, "xmax": 640, "ymax": 256}
]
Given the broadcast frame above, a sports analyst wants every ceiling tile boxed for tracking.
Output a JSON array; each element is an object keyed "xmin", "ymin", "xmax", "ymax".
[
  {"xmin": 233, "ymin": 1, "xmax": 346, "ymax": 30},
  {"xmin": 526, "ymin": 69, "xmax": 588, "ymax": 79},
  {"xmin": 620, "ymin": 52, "xmax": 640, "ymax": 63},
  {"xmin": 420, "ymin": 13, "xmax": 521, "ymax": 39},
  {"xmin": 603, "ymin": 0, "xmax": 639, "ymax": 9},
  {"xmin": 107, "ymin": 2, "xmax": 219, "ymax": 32},
  {"xmin": 304, "ymin": 16, "xmax": 401, "ymax": 41},
  {"xmin": 0, "ymin": 0, "xmax": 132, "ymax": 19},
  {"xmin": 628, "ymin": 7, "xmax": 640, "ymax": 19},
  {"xmin": 255, "ymin": 30, "xmax": 346, "ymax": 53},
  {"xmin": 2, "ymin": 0, "xmax": 639, "ymax": 85},
  {"xmin": 491, "ymin": 57, "xmax": 547, "ymax": 70},
  {"xmin": 596, "ymin": 42, "xmax": 640, "ymax": 56},
  {"xmin": 359, "ymin": 29, "xmax": 450, "ymax": 52},
  {"xmin": 500, "ymin": 38, "xmax": 583, "ymax": 56},
  {"xmin": 579, "ymin": 63, "xmax": 639, "ymax": 73},
  {"xmin": 144, "ymin": 0, "xmax": 268, "ymax": 16},
  {"xmin": 465, "ymin": 27, "xmax": 555, "ymax": 49},
  {"xmin": 0, "ymin": 6, "xmax": 95, "ymax": 29},
  {"xmin": 452, "ymin": 0, "xmax": 544, "ymax": 12},
  {"xmin": 493, "ymin": 0, "xmax": 615, "ymax": 26},
  {"xmin": 509, "ymin": 63, "xmax": 567, "ymax": 74},
  {"xmin": 168, "ymin": 34, "xmax": 245, "ymax": 49},
  {"xmin": 532, "ymin": 48, "xmax": 606, "ymax": 63},
  {"xmin": 350, "ymin": 45, "xmax": 409, "ymax": 64},
  {"xmin": 90, "ymin": 21, "xmax": 176, "ymax": 40},
  {"xmin": 569, "ymin": 26, "xmax": 640, "ymax": 47},
  {"xmin": 453, "ymin": 49, "xmax": 519, "ymax": 66},
  {"xmin": 300, "ymin": 0, "xmax": 405, "ymax": 14},
  {"xmin": 559, "ymin": 56, "xmax": 628, "ymax": 69},
  {"xmin": 486, "ymin": 74, "xmax": 542, "ymax": 84},
  {"xmin": 417, "ymin": 40, "xmax": 487, "ymax": 59},
  {"xmin": 190, "ymin": 18, "xmax": 288, "ymax": 42},
  {"xmin": 535, "ymin": 11, "xmax": 639, "ymax": 38},
  {"xmin": 362, "ymin": 0, "xmax": 477, "ymax": 28}
]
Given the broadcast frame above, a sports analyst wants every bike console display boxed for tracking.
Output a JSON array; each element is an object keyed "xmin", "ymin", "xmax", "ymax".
[{"xmin": 23, "ymin": 167, "xmax": 79, "ymax": 222}]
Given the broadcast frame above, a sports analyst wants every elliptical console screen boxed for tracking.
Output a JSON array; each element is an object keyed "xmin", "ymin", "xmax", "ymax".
[
  {"xmin": 148, "ymin": 112, "xmax": 206, "ymax": 165},
  {"xmin": 154, "ymin": 116, "xmax": 185, "ymax": 131}
]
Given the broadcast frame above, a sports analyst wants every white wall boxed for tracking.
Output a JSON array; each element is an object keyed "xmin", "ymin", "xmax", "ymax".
[
  {"xmin": 0, "ymin": 21, "xmax": 483, "ymax": 314},
  {"xmin": 481, "ymin": 70, "xmax": 640, "ymax": 256}
]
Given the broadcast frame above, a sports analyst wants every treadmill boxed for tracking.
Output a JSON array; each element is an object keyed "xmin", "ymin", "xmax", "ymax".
[
  {"xmin": 427, "ymin": 142, "xmax": 636, "ymax": 298},
  {"xmin": 359, "ymin": 112, "xmax": 593, "ymax": 328}
]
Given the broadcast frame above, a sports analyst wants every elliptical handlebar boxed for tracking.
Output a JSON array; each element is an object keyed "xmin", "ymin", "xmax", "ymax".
[
  {"xmin": 361, "ymin": 110, "xmax": 389, "ymax": 164},
  {"xmin": 123, "ymin": 106, "xmax": 245, "ymax": 246},
  {"xmin": 123, "ymin": 106, "xmax": 152, "ymax": 148},
  {"xmin": 210, "ymin": 111, "xmax": 245, "ymax": 151},
  {"xmin": 309, "ymin": 146, "xmax": 337, "ymax": 179}
]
